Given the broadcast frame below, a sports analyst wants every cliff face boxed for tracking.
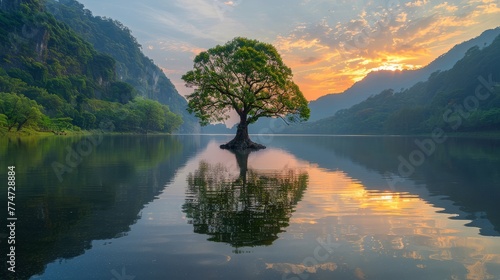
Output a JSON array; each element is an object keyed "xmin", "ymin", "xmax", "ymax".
[
  {"xmin": 31, "ymin": 26, "xmax": 49, "ymax": 61},
  {"xmin": 1, "ymin": 1, "xmax": 53, "ymax": 73}
]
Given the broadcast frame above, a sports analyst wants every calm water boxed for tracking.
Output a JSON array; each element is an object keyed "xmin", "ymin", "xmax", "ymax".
[{"xmin": 1, "ymin": 134, "xmax": 500, "ymax": 280}]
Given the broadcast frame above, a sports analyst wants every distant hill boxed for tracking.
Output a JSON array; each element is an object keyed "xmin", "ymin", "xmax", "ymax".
[
  {"xmin": 308, "ymin": 27, "xmax": 500, "ymax": 122},
  {"xmin": 44, "ymin": 0, "xmax": 199, "ymax": 132},
  {"xmin": 289, "ymin": 33, "xmax": 500, "ymax": 134},
  {"xmin": 201, "ymin": 123, "xmax": 236, "ymax": 134}
]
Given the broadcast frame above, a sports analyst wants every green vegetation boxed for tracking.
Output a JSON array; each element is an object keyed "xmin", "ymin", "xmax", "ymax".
[
  {"xmin": 0, "ymin": 135, "xmax": 190, "ymax": 279},
  {"xmin": 0, "ymin": 92, "xmax": 42, "ymax": 131},
  {"xmin": 0, "ymin": 0, "xmax": 183, "ymax": 135},
  {"xmin": 183, "ymin": 154, "xmax": 308, "ymax": 248},
  {"xmin": 291, "ymin": 35, "xmax": 500, "ymax": 135},
  {"xmin": 45, "ymin": 0, "xmax": 198, "ymax": 132},
  {"xmin": 183, "ymin": 37, "xmax": 309, "ymax": 149}
]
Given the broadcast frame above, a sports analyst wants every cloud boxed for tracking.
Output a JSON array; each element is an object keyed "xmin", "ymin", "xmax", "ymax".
[
  {"xmin": 172, "ymin": 0, "xmax": 221, "ymax": 20},
  {"xmin": 299, "ymin": 56, "xmax": 323, "ymax": 65},
  {"xmin": 396, "ymin": 12, "xmax": 408, "ymax": 23},
  {"xmin": 265, "ymin": 262, "xmax": 338, "ymax": 275},
  {"xmin": 266, "ymin": 0, "xmax": 500, "ymax": 99},
  {"xmin": 472, "ymin": 0, "xmax": 500, "ymax": 14},
  {"xmin": 153, "ymin": 40, "xmax": 206, "ymax": 56},
  {"xmin": 405, "ymin": 0, "xmax": 429, "ymax": 7},
  {"xmin": 434, "ymin": 2, "xmax": 459, "ymax": 12},
  {"xmin": 78, "ymin": 0, "xmax": 500, "ymax": 100}
]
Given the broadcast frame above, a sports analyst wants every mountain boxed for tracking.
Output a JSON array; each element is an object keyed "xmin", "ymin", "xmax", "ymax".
[
  {"xmin": 201, "ymin": 27, "xmax": 500, "ymax": 135},
  {"xmin": 308, "ymin": 27, "xmax": 500, "ymax": 122},
  {"xmin": 289, "ymin": 33, "xmax": 500, "ymax": 134},
  {"xmin": 0, "ymin": 0, "xmax": 188, "ymax": 134},
  {"xmin": 44, "ymin": 0, "xmax": 199, "ymax": 133}
]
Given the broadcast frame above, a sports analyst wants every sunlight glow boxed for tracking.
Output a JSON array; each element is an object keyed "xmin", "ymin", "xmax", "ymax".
[
  {"xmin": 181, "ymin": 139, "xmax": 500, "ymax": 280},
  {"xmin": 370, "ymin": 63, "xmax": 420, "ymax": 72},
  {"xmin": 285, "ymin": 167, "xmax": 500, "ymax": 280}
]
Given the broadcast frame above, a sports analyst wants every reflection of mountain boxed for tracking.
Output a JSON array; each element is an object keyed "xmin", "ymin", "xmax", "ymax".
[
  {"xmin": 254, "ymin": 139, "xmax": 500, "ymax": 280},
  {"xmin": 307, "ymin": 27, "xmax": 500, "ymax": 122},
  {"xmin": 269, "ymin": 136, "xmax": 500, "ymax": 236},
  {"xmin": 0, "ymin": 135, "xmax": 206, "ymax": 280},
  {"xmin": 182, "ymin": 151, "xmax": 308, "ymax": 249}
]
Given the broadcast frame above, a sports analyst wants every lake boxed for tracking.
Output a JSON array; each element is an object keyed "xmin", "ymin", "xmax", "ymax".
[{"xmin": 1, "ymin": 134, "xmax": 500, "ymax": 280}]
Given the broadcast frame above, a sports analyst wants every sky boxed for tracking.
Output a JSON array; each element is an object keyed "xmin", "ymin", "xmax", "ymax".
[{"xmin": 76, "ymin": 0, "xmax": 500, "ymax": 101}]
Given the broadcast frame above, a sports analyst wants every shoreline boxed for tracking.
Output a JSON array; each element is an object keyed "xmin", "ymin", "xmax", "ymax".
[
  {"xmin": 3, "ymin": 129, "xmax": 500, "ymax": 139},
  {"xmin": 0, "ymin": 129, "xmax": 176, "ymax": 138}
]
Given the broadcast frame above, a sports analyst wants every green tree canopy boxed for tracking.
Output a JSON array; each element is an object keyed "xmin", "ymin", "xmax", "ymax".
[
  {"xmin": 0, "ymin": 92, "xmax": 44, "ymax": 131},
  {"xmin": 182, "ymin": 37, "xmax": 309, "ymax": 150}
]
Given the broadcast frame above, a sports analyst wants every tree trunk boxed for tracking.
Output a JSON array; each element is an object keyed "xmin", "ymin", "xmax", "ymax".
[
  {"xmin": 228, "ymin": 149, "xmax": 250, "ymax": 185},
  {"xmin": 220, "ymin": 114, "xmax": 265, "ymax": 150},
  {"xmin": 16, "ymin": 119, "xmax": 27, "ymax": 131},
  {"xmin": 233, "ymin": 120, "xmax": 249, "ymax": 143}
]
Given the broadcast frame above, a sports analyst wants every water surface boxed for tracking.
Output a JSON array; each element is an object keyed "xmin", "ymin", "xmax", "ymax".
[{"xmin": 1, "ymin": 135, "xmax": 500, "ymax": 280}]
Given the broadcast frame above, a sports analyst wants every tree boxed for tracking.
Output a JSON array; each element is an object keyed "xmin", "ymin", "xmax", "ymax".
[
  {"xmin": 162, "ymin": 106, "xmax": 183, "ymax": 133},
  {"xmin": 132, "ymin": 98, "xmax": 166, "ymax": 133},
  {"xmin": 0, "ymin": 93, "xmax": 43, "ymax": 131},
  {"xmin": 109, "ymin": 81, "xmax": 136, "ymax": 104},
  {"xmin": 129, "ymin": 98, "xmax": 182, "ymax": 133},
  {"xmin": 182, "ymin": 37, "xmax": 310, "ymax": 150}
]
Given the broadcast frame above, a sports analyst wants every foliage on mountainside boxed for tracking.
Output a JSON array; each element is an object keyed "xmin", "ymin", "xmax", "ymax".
[
  {"xmin": 291, "ymin": 34, "xmax": 500, "ymax": 135},
  {"xmin": 45, "ymin": 0, "xmax": 198, "ymax": 132},
  {"xmin": 0, "ymin": 0, "xmax": 182, "ymax": 134}
]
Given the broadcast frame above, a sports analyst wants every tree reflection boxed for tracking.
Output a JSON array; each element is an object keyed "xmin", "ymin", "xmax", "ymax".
[{"xmin": 183, "ymin": 150, "xmax": 308, "ymax": 249}]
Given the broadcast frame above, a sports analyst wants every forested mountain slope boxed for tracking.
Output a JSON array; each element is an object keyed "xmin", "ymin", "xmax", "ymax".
[
  {"xmin": 0, "ymin": 0, "xmax": 186, "ymax": 134},
  {"xmin": 307, "ymin": 27, "xmax": 500, "ymax": 122},
  {"xmin": 290, "ymin": 34, "xmax": 500, "ymax": 135},
  {"xmin": 45, "ymin": 0, "xmax": 198, "ymax": 132}
]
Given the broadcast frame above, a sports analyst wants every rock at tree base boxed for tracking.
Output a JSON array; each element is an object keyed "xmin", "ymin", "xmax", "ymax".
[{"xmin": 220, "ymin": 139, "xmax": 266, "ymax": 151}]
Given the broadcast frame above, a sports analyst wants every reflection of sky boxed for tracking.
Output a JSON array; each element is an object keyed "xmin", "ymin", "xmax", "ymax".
[
  {"xmin": 173, "ymin": 141, "xmax": 500, "ymax": 279},
  {"xmin": 75, "ymin": 0, "xmax": 500, "ymax": 100},
  {"xmin": 264, "ymin": 150, "xmax": 500, "ymax": 279},
  {"xmin": 37, "ymin": 140, "xmax": 500, "ymax": 279}
]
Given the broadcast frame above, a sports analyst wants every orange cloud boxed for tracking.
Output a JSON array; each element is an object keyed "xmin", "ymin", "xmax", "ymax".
[
  {"xmin": 270, "ymin": 0, "xmax": 500, "ymax": 101},
  {"xmin": 434, "ymin": 2, "xmax": 459, "ymax": 12},
  {"xmin": 405, "ymin": 0, "xmax": 429, "ymax": 7},
  {"xmin": 475, "ymin": 0, "xmax": 500, "ymax": 14}
]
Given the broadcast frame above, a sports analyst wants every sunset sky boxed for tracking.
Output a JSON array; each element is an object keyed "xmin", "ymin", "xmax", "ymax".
[{"xmin": 77, "ymin": 0, "xmax": 500, "ymax": 101}]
